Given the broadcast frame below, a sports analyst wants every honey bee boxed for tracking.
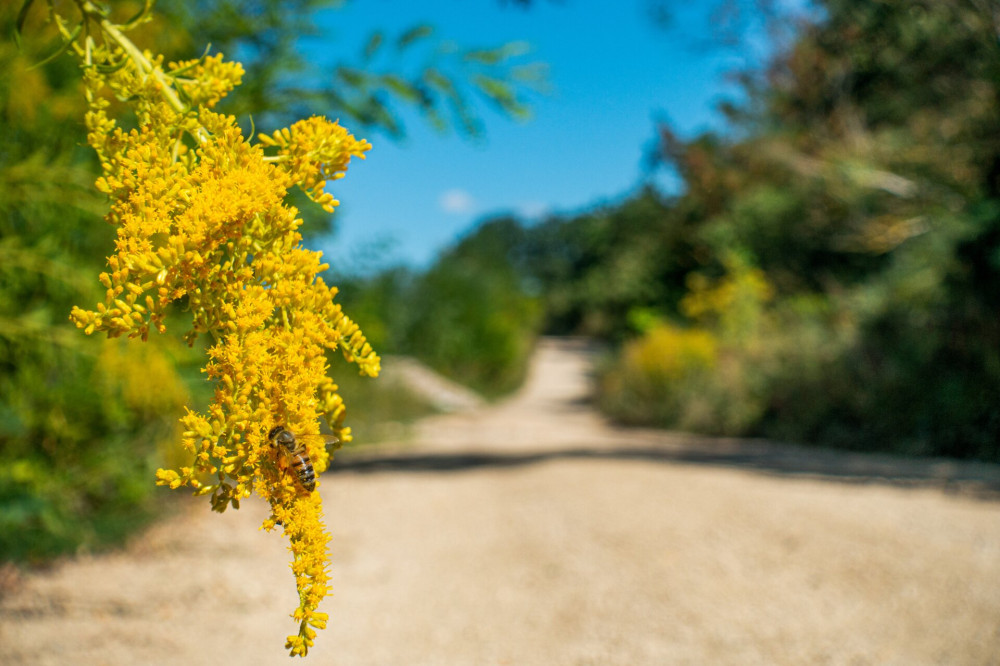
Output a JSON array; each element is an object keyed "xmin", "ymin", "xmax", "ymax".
[{"xmin": 267, "ymin": 425, "xmax": 339, "ymax": 492}]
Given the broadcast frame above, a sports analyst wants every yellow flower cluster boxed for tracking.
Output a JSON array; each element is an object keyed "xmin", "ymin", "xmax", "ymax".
[
  {"xmin": 63, "ymin": 10, "xmax": 378, "ymax": 657},
  {"xmin": 622, "ymin": 323, "xmax": 717, "ymax": 386},
  {"xmin": 680, "ymin": 253, "xmax": 774, "ymax": 341}
]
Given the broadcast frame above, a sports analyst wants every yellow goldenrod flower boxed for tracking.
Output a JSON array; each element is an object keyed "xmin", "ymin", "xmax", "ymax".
[{"xmin": 56, "ymin": 2, "xmax": 378, "ymax": 656}]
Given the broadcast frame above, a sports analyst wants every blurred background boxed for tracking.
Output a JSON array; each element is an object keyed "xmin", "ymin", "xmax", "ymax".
[
  {"xmin": 334, "ymin": 0, "xmax": 1000, "ymax": 456},
  {"xmin": 3, "ymin": 0, "xmax": 1000, "ymax": 581}
]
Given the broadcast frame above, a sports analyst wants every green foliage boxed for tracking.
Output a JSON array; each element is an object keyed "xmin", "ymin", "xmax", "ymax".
[
  {"xmin": 155, "ymin": 0, "xmax": 547, "ymax": 139},
  {"xmin": 598, "ymin": 323, "xmax": 721, "ymax": 429},
  {"xmin": 512, "ymin": 188, "xmax": 697, "ymax": 339},
  {"xmin": 322, "ymin": 270, "xmax": 444, "ymax": 442},
  {"xmin": 594, "ymin": 0, "xmax": 1000, "ymax": 461},
  {"xmin": 0, "ymin": 4, "xmax": 197, "ymax": 561},
  {"xmin": 600, "ymin": 256, "xmax": 776, "ymax": 434},
  {"xmin": 339, "ymin": 219, "xmax": 542, "ymax": 399},
  {"xmin": 330, "ymin": 358, "xmax": 439, "ymax": 445},
  {"xmin": 404, "ymin": 234, "xmax": 541, "ymax": 398}
]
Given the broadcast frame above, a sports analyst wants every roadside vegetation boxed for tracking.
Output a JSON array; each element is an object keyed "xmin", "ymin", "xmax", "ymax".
[{"xmin": 348, "ymin": 0, "xmax": 1000, "ymax": 462}]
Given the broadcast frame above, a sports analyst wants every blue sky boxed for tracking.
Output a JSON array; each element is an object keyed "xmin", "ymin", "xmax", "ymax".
[{"xmin": 311, "ymin": 1, "xmax": 762, "ymax": 273}]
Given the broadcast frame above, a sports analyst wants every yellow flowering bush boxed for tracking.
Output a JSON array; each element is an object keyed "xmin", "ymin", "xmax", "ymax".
[
  {"xmin": 680, "ymin": 252, "xmax": 774, "ymax": 343},
  {"xmin": 619, "ymin": 324, "xmax": 718, "ymax": 392},
  {"xmin": 28, "ymin": 0, "xmax": 379, "ymax": 656},
  {"xmin": 601, "ymin": 255, "xmax": 776, "ymax": 435},
  {"xmin": 598, "ymin": 321, "xmax": 716, "ymax": 426}
]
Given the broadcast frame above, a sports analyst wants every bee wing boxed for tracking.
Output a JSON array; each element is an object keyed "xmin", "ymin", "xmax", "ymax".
[{"xmin": 296, "ymin": 433, "xmax": 341, "ymax": 447}]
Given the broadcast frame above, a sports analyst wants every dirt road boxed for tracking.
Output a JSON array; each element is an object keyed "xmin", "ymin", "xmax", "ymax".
[{"xmin": 3, "ymin": 338, "xmax": 1000, "ymax": 665}]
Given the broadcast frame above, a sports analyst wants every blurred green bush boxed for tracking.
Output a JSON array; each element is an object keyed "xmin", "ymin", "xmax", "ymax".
[
  {"xmin": 599, "ymin": 255, "xmax": 775, "ymax": 435},
  {"xmin": 330, "ymin": 359, "xmax": 439, "ymax": 446},
  {"xmin": 338, "ymin": 219, "xmax": 543, "ymax": 399},
  {"xmin": 595, "ymin": 0, "xmax": 1000, "ymax": 461},
  {"xmin": 0, "ymin": 6, "xmax": 199, "ymax": 560}
]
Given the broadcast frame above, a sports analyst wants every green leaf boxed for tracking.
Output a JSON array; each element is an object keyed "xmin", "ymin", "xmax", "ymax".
[
  {"xmin": 464, "ymin": 41, "xmax": 530, "ymax": 65},
  {"xmin": 362, "ymin": 31, "xmax": 383, "ymax": 61},
  {"xmin": 87, "ymin": 2, "xmax": 112, "ymax": 19},
  {"xmin": 423, "ymin": 68, "xmax": 456, "ymax": 96},
  {"xmin": 473, "ymin": 75, "xmax": 529, "ymax": 119},
  {"xmin": 120, "ymin": 0, "xmax": 156, "ymax": 30},
  {"xmin": 14, "ymin": 0, "xmax": 38, "ymax": 48},
  {"xmin": 336, "ymin": 66, "xmax": 368, "ymax": 88},
  {"xmin": 509, "ymin": 63, "xmax": 550, "ymax": 89},
  {"xmin": 95, "ymin": 56, "xmax": 132, "ymax": 75},
  {"xmin": 397, "ymin": 24, "xmax": 434, "ymax": 51},
  {"xmin": 27, "ymin": 23, "xmax": 83, "ymax": 71},
  {"xmin": 473, "ymin": 74, "xmax": 513, "ymax": 102},
  {"xmin": 380, "ymin": 74, "xmax": 421, "ymax": 103},
  {"xmin": 423, "ymin": 107, "xmax": 447, "ymax": 133},
  {"xmin": 363, "ymin": 94, "xmax": 399, "ymax": 135}
]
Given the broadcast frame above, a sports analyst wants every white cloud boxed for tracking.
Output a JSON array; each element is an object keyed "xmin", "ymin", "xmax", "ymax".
[
  {"xmin": 515, "ymin": 201, "xmax": 550, "ymax": 220},
  {"xmin": 439, "ymin": 188, "xmax": 477, "ymax": 215}
]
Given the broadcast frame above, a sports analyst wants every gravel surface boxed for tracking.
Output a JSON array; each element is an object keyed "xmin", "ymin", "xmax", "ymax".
[{"xmin": 3, "ymin": 338, "xmax": 1000, "ymax": 665}]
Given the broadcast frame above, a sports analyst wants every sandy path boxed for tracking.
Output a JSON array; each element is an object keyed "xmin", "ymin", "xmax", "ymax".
[{"xmin": 3, "ymin": 338, "xmax": 1000, "ymax": 665}]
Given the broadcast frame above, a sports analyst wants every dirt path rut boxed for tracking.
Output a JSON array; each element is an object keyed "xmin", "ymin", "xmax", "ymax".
[{"xmin": 3, "ymin": 338, "xmax": 1000, "ymax": 665}]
